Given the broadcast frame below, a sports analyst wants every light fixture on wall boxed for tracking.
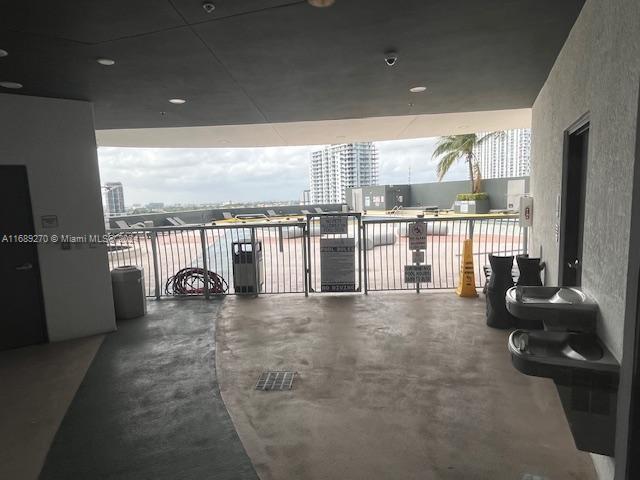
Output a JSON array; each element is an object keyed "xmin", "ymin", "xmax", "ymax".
[
  {"xmin": 96, "ymin": 58, "xmax": 115, "ymax": 66},
  {"xmin": 409, "ymin": 86, "xmax": 427, "ymax": 93},
  {"xmin": 169, "ymin": 98, "xmax": 186, "ymax": 104},
  {"xmin": 0, "ymin": 81, "xmax": 23, "ymax": 89},
  {"xmin": 0, "ymin": 49, "xmax": 8, "ymax": 58},
  {"xmin": 308, "ymin": 0, "xmax": 335, "ymax": 7}
]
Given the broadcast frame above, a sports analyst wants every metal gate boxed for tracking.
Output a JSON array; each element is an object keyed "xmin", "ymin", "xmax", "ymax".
[
  {"xmin": 305, "ymin": 213, "xmax": 362, "ymax": 294},
  {"xmin": 106, "ymin": 214, "xmax": 524, "ymax": 297}
]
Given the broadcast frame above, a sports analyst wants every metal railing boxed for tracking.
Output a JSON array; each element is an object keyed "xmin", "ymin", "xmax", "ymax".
[
  {"xmin": 107, "ymin": 223, "xmax": 307, "ymax": 297},
  {"xmin": 106, "ymin": 214, "xmax": 525, "ymax": 298},
  {"xmin": 362, "ymin": 215, "xmax": 525, "ymax": 292}
]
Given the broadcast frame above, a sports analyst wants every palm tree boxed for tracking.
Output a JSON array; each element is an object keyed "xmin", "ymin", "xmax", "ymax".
[{"xmin": 432, "ymin": 133, "xmax": 499, "ymax": 193}]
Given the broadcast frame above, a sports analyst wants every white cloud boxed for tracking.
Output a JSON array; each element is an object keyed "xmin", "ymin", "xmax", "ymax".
[{"xmin": 98, "ymin": 137, "xmax": 472, "ymax": 205}]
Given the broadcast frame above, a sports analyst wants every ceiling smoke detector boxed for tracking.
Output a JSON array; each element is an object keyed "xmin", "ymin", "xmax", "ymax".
[
  {"xmin": 0, "ymin": 81, "xmax": 23, "ymax": 89},
  {"xmin": 308, "ymin": 0, "xmax": 335, "ymax": 7},
  {"xmin": 202, "ymin": 2, "xmax": 215, "ymax": 13}
]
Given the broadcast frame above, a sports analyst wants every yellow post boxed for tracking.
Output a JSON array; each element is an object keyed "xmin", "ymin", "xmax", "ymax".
[{"xmin": 456, "ymin": 238, "xmax": 478, "ymax": 297}]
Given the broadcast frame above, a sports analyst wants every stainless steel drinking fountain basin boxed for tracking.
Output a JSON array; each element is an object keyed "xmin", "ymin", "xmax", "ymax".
[
  {"xmin": 508, "ymin": 328, "xmax": 620, "ymax": 457},
  {"xmin": 506, "ymin": 286, "xmax": 598, "ymax": 332},
  {"xmin": 508, "ymin": 330, "xmax": 618, "ymax": 379}
]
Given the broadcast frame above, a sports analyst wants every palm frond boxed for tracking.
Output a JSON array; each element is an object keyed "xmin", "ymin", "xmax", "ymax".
[
  {"xmin": 432, "ymin": 134, "xmax": 479, "ymax": 181},
  {"xmin": 436, "ymin": 151, "xmax": 461, "ymax": 180}
]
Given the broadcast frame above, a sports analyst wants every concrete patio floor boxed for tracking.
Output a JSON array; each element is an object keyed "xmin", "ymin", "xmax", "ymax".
[
  {"xmin": 1, "ymin": 293, "xmax": 598, "ymax": 479},
  {"xmin": 216, "ymin": 292, "xmax": 597, "ymax": 480}
]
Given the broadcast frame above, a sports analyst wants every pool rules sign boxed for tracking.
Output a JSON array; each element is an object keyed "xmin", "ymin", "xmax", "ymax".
[{"xmin": 320, "ymin": 237, "xmax": 356, "ymax": 292}]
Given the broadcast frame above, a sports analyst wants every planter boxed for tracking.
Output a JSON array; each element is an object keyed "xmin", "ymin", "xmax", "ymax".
[{"xmin": 454, "ymin": 198, "xmax": 490, "ymax": 214}]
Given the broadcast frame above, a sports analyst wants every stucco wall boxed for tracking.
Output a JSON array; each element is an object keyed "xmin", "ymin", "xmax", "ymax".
[
  {"xmin": 347, "ymin": 177, "xmax": 529, "ymax": 211},
  {"xmin": 0, "ymin": 93, "xmax": 116, "ymax": 341},
  {"xmin": 530, "ymin": 0, "xmax": 640, "ymax": 477}
]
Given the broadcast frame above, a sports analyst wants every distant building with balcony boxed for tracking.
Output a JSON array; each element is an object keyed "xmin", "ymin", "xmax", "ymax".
[
  {"xmin": 310, "ymin": 142, "xmax": 379, "ymax": 204},
  {"xmin": 475, "ymin": 128, "xmax": 531, "ymax": 179},
  {"xmin": 103, "ymin": 182, "xmax": 125, "ymax": 217}
]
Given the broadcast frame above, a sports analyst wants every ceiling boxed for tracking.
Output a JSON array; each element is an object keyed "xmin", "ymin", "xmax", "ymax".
[
  {"xmin": 95, "ymin": 108, "xmax": 532, "ymax": 147},
  {"xmin": 0, "ymin": 0, "xmax": 583, "ymax": 136}
]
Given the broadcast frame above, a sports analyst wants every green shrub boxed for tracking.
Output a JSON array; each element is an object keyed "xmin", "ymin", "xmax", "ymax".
[{"xmin": 456, "ymin": 192, "xmax": 489, "ymax": 201}]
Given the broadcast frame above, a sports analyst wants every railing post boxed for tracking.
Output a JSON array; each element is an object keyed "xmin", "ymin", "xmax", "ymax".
[
  {"xmin": 150, "ymin": 231, "xmax": 161, "ymax": 299},
  {"xmin": 250, "ymin": 228, "xmax": 259, "ymax": 297},
  {"xmin": 522, "ymin": 225, "xmax": 529, "ymax": 256},
  {"xmin": 357, "ymin": 214, "xmax": 362, "ymax": 293},
  {"xmin": 303, "ymin": 223, "xmax": 309, "ymax": 297},
  {"xmin": 362, "ymin": 221, "xmax": 368, "ymax": 294},
  {"xmin": 306, "ymin": 215, "xmax": 313, "ymax": 294},
  {"xmin": 200, "ymin": 229, "xmax": 210, "ymax": 299}
]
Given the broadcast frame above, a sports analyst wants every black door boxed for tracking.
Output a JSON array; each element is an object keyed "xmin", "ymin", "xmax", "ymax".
[
  {"xmin": 560, "ymin": 121, "xmax": 589, "ymax": 287},
  {"xmin": 0, "ymin": 166, "xmax": 47, "ymax": 350}
]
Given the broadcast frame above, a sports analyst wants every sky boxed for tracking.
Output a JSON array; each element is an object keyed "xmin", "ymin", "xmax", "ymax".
[{"xmin": 97, "ymin": 137, "xmax": 470, "ymax": 205}]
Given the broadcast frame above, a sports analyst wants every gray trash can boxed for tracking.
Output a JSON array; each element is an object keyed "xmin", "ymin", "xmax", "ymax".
[{"xmin": 111, "ymin": 266, "xmax": 146, "ymax": 320}]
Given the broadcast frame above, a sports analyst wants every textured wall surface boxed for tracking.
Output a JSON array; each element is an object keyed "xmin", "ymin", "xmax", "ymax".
[{"xmin": 530, "ymin": 0, "xmax": 640, "ymax": 477}]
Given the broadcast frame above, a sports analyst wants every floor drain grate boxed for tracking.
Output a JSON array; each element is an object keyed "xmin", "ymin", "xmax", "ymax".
[{"xmin": 255, "ymin": 371, "xmax": 296, "ymax": 391}]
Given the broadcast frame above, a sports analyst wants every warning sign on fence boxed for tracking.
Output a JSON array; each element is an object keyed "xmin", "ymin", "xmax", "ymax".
[
  {"xmin": 320, "ymin": 237, "xmax": 356, "ymax": 292},
  {"xmin": 408, "ymin": 222, "xmax": 427, "ymax": 250}
]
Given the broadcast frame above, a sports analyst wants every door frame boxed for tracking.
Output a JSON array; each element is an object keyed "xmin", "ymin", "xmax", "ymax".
[
  {"xmin": 0, "ymin": 165, "xmax": 48, "ymax": 347},
  {"xmin": 558, "ymin": 112, "xmax": 590, "ymax": 286},
  {"xmin": 617, "ymin": 84, "xmax": 640, "ymax": 479}
]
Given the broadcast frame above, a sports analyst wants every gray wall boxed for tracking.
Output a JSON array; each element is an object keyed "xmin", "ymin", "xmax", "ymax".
[
  {"xmin": 347, "ymin": 178, "xmax": 527, "ymax": 211},
  {"xmin": 410, "ymin": 177, "xmax": 528, "ymax": 210},
  {"xmin": 0, "ymin": 93, "xmax": 116, "ymax": 341},
  {"xmin": 384, "ymin": 185, "xmax": 411, "ymax": 210},
  {"xmin": 347, "ymin": 177, "xmax": 528, "ymax": 211},
  {"xmin": 529, "ymin": 0, "xmax": 640, "ymax": 477},
  {"xmin": 346, "ymin": 185, "xmax": 411, "ymax": 211}
]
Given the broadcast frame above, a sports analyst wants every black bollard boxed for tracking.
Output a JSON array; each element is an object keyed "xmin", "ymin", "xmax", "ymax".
[
  {"xmin": 516, "ymin": 254, "xmax": 544, "ymax": 287},
  {"xmin": 514, "ymin": 255, "xmax": 545, "ymax": 329},
  {"xmin": 486, "ymin": 255, "xmax": 516, "ymax": 329}
]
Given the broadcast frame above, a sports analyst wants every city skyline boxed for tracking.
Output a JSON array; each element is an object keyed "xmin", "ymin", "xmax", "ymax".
[
  {"xmin": 98, "ymin": 131, "xmax": 530, "ymax": 206},
  {"xmin": 98, "ymin": 136, "xmax": 461, "ymax": 205}
]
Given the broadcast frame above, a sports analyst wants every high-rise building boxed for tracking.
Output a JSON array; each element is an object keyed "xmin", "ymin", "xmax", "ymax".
[
  {"xmin": 300, "ymin": 190, "xmax": 311, "ymax": 205},
  {"xmin": 103, "ymin": 182, "xmax": 125, "ymax": 216},
  {"xmin": 310, "ymin": 142, "xmax": 379, "ymax": 204},
  {"xmin": 474, "ymin": 128, "xmax": 531, "ymax": 179}
]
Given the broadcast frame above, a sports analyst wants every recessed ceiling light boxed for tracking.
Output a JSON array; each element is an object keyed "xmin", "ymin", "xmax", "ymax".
[
  {"xmin": 409, "ymin": 86, "xmax": 427, "ymax": 93},
  {"xmin": 308, "ymin": 0, "xmax": 335, "ymax": 7},
  {"xmin": 169, "ymin": 98, "xmax": 186, "ymax": 104},
  {"xmin": 97, "ymin": 58, "xmax": 115, "ymax": 66},
  {"xmin": 0, "ymin": 81, "xmax": 23, "ymax": 89},
  {"xmin": 0, "ymin": 49, "xmax": 8, "ymax": 58}
]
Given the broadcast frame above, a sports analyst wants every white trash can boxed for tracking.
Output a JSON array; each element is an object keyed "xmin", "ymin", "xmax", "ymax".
[{"xmin": 111, "ymin": 266, "xmax": 146, "ymax": 320}]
